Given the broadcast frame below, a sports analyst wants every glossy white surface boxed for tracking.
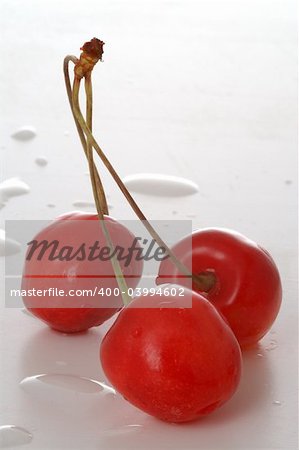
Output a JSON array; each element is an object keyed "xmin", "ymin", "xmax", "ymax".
[{"xmin": 0, "ymin": 0, "xmax": 297, "ymax": 449}]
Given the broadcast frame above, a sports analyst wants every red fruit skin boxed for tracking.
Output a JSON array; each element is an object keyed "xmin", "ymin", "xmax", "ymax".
[
  {"xmin": 22, "ymin": 212, "xmax": 143, "ymax": 333},
  {"xmin": 157, "ymin": 228, "xmax": 282, "ymax": 348},
  {"xmin": 100, "ymin": 290, "xmax": 242, "ymax": 423}
]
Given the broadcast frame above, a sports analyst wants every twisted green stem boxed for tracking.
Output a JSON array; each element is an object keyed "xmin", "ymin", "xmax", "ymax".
[{"xmin": 72, "ymin": 76, "xmax": 131, "ymax": 306}]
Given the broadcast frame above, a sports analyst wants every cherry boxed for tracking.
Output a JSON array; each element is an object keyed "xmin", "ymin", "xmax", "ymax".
[
  {"xmin": 157, "ymin": 228, "xmax": 282, "ymax": 348},
  {"xmin": 100, "ymin": 287, "xmax": 242, "ymax": 423},
  {"xmin": 22, "ymin": 212, "xmax": 143, "ymax": 333}
]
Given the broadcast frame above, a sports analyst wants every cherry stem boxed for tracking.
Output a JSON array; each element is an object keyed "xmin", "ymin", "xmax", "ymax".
[
  {"xmin": 72, "ymin": 75, "xmax": 131, "ymax": 306},
  {"xmin": 195, "ymin": 271, "xmax": 216, "ymax": 293},
  {"xmin": 71, "ymin": 90, "xmax": 211, "ymax": 292},
  {"xmin": 63, "ymin": 56, "xmax": 109, "ymax": 215},
  {"xmin": 65, "ymin": 39, "xmax": 215, "ymax": 294}
]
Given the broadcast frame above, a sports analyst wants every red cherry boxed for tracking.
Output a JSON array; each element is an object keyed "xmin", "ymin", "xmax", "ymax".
[
  {"xmin": 157, "ymin": 228, "xmax": 282, "ymax": 348},
  {"xmin": 22, "ymin": 212, "xmax": 143, "ymax": 333},
  {"xmin": 100, "ymin": 288, "xmax": 242, "ymax": 423}
]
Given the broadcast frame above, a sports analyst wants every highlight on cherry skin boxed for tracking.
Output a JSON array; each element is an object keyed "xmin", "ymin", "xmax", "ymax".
[
  {"xmin": 157, "ymin": 228, "xmax": 282, "ymax": 348},
  {"xmin": 21, "ymin": 211, "xmax": 143, "ymax": 333},
  {"xmin": 100, "ymin": 286, "xmax": 242, "ymax": 423}
]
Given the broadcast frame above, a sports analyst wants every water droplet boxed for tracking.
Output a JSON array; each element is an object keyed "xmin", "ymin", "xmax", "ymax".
[
  {"xmin": 172, "ymin": 210, "xmax": 178, "ymax": 215},
  {"xmin": 64, "ymin": 131, "xmax": 70, "ymax": 136},
  {"xmin": 101, "ymin": 424, "xmax": 143, "ymax": 437},
  {"xmin": 11, "ymin": 126, "xmax": 36, "ymax": 141},
  {"xmin": 273, "ymin": 400, "xmax": 281, "ymax": 405},
  {"xmin": 19, "ymin": 374, "xmax": 116, "ymax": 415},
  {"xmin": 72, "ymin": 201, "xmax": 95, "ymax": 208},
  {"xmin": 122, "ymin": 173, "xmax": 199, "ymax": 197},
  {"xmin": 20, "ymin": 374, "xmax": 115, "ymax": 397},
  {"xmin": 35, "ymin": 156, "xmax": 48, "ymax": 167},
  {"xmin": 0, "ymin": 229, "xmax": 21, "ymax": 257},
  {"xmin": 285, "ymin": 180, "xmax": 292, "ymax": 185},
  {"xmin": 265, "ymin": 340, "xmax": 278, "ymax": 351},
  {"xmin": 0, "ymin": 425, "xmax": 33, "ymax": 448},
  {"xmin": 257, "ymin": 353, "xmax": 264, "ymax": 358},
  {"xmin": 47, "ymin": 203, "xmax": 55, "ymax": 208},
  {"xmin": 132, "ymin": 328, "xmax": 142, "ymax": 338},
  {"xmin": 0, "ymin": 177, "xmax": 30, "ymax": 202}
]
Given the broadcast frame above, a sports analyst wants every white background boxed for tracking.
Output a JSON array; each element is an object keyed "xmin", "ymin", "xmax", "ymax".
[{"xmin": 0, "ymin": 0, "xmax": 297, "ymax": 449}]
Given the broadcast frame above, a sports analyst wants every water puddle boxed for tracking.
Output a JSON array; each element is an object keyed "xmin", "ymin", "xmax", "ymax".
[
  {"xmin": 122, "ymin": 173, "xmax": 199, "ymax": 197},
  {"xmin": 11, "ymin": 126, "xmax": 36, "ymax": 141},
  {"xmin": 0, "ymin": 425, "xmax": 33, "ymax": 448},
  {"xmin": 0, "ymin": 229, "xmax": 21, "ymax": 257},
  {"xmin": 0, "ymin": 177, "xmax": 30, "ymax": 203},
  {"xmin": 35, "ymin": 156, "xmax": 48, "ymax": 167}
]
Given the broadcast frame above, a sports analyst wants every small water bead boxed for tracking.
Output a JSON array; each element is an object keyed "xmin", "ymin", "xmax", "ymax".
[
  {"xmin": 47, "ymin": 204, "xmax": 55, "ymax": 208},
  {"xmin": 35, "ymin": 156, "xmax": 48, "ymax": 167},
  {"xmin": 273, "ymin": 400, "xmax": 281, "ymax": 406},
  {"xmin": 0, "ymin": 425, "xmax": 33, "ymax": 448},
  {"xmin": 0, "ymin": 229, "xmax": 21, "ymax": 257},
  {"xmin": 11, "ymin": 126, "xmax": 36, "ymax": 141},
  {"xmin": 0, "ymin": 178, "xmax": 30, "ymax": 202},
  {"xmin": 72, "ymin": 201, "xmax": 95, "ymax": 208},
  {"xmin": 122, "ymin": 173, "xmax": 199, "ymax": 197},
  {"xmin": 132, "ymin": 328, "xmax": 142, "ymax": 338},
  {"xmin": 265, "ymin": 340, "xmax": 278, "ymax": 351}
]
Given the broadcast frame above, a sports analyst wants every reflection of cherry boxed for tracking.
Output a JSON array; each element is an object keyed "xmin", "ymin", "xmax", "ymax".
[
  {"xmin": 100, "ymin": 288, "xmax": 242, "ymax": 423},
  {"xmin": 157, "ymin": 228, "xmax": 282, "ymax": 348},
  {"xmin": 22, "ymin": 212, "xmax": 143, "ymax": 333}
]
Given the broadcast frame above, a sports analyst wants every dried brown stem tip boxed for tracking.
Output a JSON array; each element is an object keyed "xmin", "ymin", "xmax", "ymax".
[{"xmin": 74, "ymin": 38, "xmax": 104, "ymax": 79}]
